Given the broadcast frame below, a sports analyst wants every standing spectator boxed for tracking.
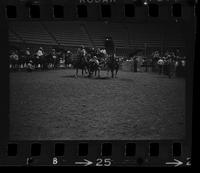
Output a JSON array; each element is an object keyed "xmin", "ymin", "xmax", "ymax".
[
  {"xmin": 37, "ymin": 47, "xmax": 44, "ymax": 57},
  {"xmin": 35, "ymin": 47, "xmax": 44, "ymax": 69},
  {"xmin": 9, "ymin": 51, "xmax": 15, "ymax": 70},
  {"xmin": 25, "ymin": 48, "xmax": 31, "ymax": 67},
  {"xmin": 179, "ymin": 57, "xmax": 186, "ymax": 77},
  {"xmin": 157, "ymin": 57, "xmax": 164, "ymax": 75},
  {"xmin": 152, "ymin": 51, "xmax": 160, "ymax": 72},
  {"xmin": 26, "ymin": 59, "xmax": 34, "ymax": 72},
  {"xmin": 134, "ymin": 57, "xmax": 138, "ymax": 72},
  {"xmin": 51, "ymin": 48, "xmax": 58, "ymax": 69},
  {"xmin": 175, "ymin": 56, "xmax": 182, "ymax": 77},
  {"xmin": 181, "ymin": 57, "xmax": 186, "ymax": 77},
  {"xmin": 65, "ymin": 50, "xmax": 72, "ymax": 68},
  {"xmin": 163, "ymin": 54, "xmax": 170, "ymax": 75},
  {"xmin": 11, "ymin": 50, "xmax": 19, "ymax": 71}
]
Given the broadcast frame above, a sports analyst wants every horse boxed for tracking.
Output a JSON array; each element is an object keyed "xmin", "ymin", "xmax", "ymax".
[
  {"xmin": 42, "ymin": 53, "xmax": 52, "ymax": 69},
  {"xmin": 32, "ymin": 54, "xmax": 41, "ymax": 69},
  {"xmin": 18, "ymin": 50, "xmax": 26, "ymax": 69},
  {"xmin": 51, "ymin": 54, "xmax": 59, "ymax": 69},
  {"xmin": 105, "ymin": 54, "xmax": 120, "ymax": 78},
  {"xmin": 40, "ymin": 53, "xmax": 50, "ymax": 70},
  {"xmin": 72, "ymin": 53, "xmax": 88, "ymax": 78},
  {"xmin": 9, "ymin": 53, "xmax": 19, "ymax": 71},
  {"xmin": 166, "ymin": 59, "xmax": 177, "ymax": 78},
  {"xmin": 87, "ymin": 57, "xmax": 101, "ymax": 78},
  {"xmin": 157, "ymin": 58, "xmax": 164, "ymax": 75},
  {"xmin": 64, "ymin": 52, "xmax": 73, "ymax": 68}
]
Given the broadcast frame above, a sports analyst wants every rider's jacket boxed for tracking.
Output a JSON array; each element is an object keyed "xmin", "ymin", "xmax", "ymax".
[
  {"xmin": 11, "ymin": 53, "xmax": 19, "ymax": 61},
  {"xmin": 77, "ymin": 48, "xmax": 86, "ymax": 57},
  {"xmin": 37, "ymin": 50, "xmax": 43, "ymax": 57},
  {"xmin": 89, "ymin": 57, "xmax": 99, "ymax": 65},
  {"xmin": 181, "ymin": 60, "xmax": 186, "ymax": 67},
  {"xmin": 157, "ymin": 59, "xmax": 164, "ymax": 65},
  {"xmin": 26, "ymin": 50, "xmax": 31, "ymax": 56},
  {"xmin": 52, "ymin": 52, "xmax": 57, "ymax": 59}
]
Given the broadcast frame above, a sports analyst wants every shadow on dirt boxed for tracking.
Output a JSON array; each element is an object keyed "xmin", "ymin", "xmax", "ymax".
[
  {"xmin": 90, "ymin": 76, "xmax": 111, "ymax": 80},
  {"xmin": 119, "ymin": 78, "xmax": 134, "ymax": 82},
  {"xmin": 60, "ymin": 75, "xmax": 112, "ymax": 80},
  {"xmin": 60, "ymin": 75, "xmax": 136, "ymax": 82},
  {"xmin": 61, "ymin": 75, "xmax": 76, "ymax": 78}
]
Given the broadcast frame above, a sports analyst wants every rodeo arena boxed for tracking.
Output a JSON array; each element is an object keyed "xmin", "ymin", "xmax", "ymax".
[{"xmin": 6, "ymin": 0, "xmax": 195, "ymax": 140}]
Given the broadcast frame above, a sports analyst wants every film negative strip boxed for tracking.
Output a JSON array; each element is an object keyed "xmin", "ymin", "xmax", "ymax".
[
  {"xmin": 0, "ymin": 141, "xmax": 192, "ymax": 166},
  {"xmin": 0, "ymin": 0, "xmax": 197, "ymax": 167}
]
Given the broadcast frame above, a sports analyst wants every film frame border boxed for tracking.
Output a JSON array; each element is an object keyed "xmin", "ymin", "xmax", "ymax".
[
  {"xmin": 0, "ymin": 0, "xmax": 197, "ymax": 167},
  {"xmin": 0, "ymin": 140, "xmax": 191, "ymax": 166}
]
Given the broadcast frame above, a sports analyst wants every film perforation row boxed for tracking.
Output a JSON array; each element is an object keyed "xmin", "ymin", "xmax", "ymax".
[
  {"xmin": 5, "ymin": 142, "xmax": 182, "ymax": 157},
  {"xmin": 4, "ymin": 3, "xmax": 186, "ymax": 19}
]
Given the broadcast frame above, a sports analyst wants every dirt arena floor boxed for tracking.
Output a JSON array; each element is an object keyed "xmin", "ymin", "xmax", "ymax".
[{"xmin": 9, "ymin": 69, "xmax": 185, "ymax": 140}]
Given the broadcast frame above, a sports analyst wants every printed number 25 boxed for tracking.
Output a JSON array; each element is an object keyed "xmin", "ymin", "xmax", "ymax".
[{"xmin": 96, "ymin": 158, "xmax": 112, "ymax": 166}]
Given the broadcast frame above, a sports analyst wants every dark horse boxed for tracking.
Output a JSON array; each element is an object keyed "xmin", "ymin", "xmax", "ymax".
[
  {"xmin": 43, "ymin": 53, "xmax": 54, "ymax": 70},
  {"xmin": 64, "ymin": 52, "xmax": 73, "ymax": 68},
  {"xmin": 32, "ymin": 54, "xmax": 49, "ymax": 70},
  {"xmin": 72, "ymin": 53, "xmax": 88, "ymax": 77},
  {"xmin": 32, "ymin": 54, "xmax": 41, "ymax": 69},
  {"xmin": 87, "ymin": 59, "xmax": 101, "ymax": 78},
  {"xmin": 106, "ymin": 54, "xmax": 120, "ymax": 78}
]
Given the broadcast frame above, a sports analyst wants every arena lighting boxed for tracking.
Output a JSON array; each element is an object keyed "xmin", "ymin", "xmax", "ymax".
[{"xmin": 144, "ymin": 0, "xmax": 148, "ymax": 5}]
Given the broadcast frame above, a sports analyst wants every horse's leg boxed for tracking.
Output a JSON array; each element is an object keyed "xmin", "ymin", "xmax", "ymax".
[
  {"xmin": 95, "ymin": 70, "xmax": 97, "ymax": 76},
  {"xmin": 87, "ymin": 67, "xmax": 90, "ymax": 77},
  {"xmin": 85, "ymin": 66, "xmax": 87, "ymax": 74},
  {"xmin": 107, "ymin": 68, "xmax": 109, "ymax": 77},
  {"xmin": 88, "ymin": 68, "xmax": 92, "ymax": 78},
  {"xmin": 75, "ymin": 68, "xmax": 78, "ymax": 78},
  {"xmin": 111, "ymin": 69, "xmax": 114, "ymax": 78},
  {"xmin": 82, "ymin": 68, "xmax": 84, "ymax": 77},
  {"xmin": 98, "ymin": 69, "xmax": 100, "ymax": 78},
  {"xmin": 115, "ymin": 68, "xmax": 118, "ymax": 78}
]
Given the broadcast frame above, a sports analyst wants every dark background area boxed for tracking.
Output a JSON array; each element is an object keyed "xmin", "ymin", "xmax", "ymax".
[{"xmin": 0, "ymin": 1, "xmax": 9, "ymax": 146}]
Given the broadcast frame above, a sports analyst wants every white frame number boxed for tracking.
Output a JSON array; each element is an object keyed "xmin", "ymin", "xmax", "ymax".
[
  {"xmin": 53, "ymin": 157, "xmax": 58, "ymax": 165},
  {"xmin": 96, "ymin": 158, "xmax": 112, "ymax": 166}
]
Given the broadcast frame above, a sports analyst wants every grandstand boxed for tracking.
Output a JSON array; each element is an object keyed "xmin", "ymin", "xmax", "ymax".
[
  {"xmin": 6, "ymin": 0, "xmax": 194, "ymax": 56},
  {"xmin": 43, "ymin": 21, "xmax": 92, "ymax": 47},
  {"xmin": 9, "ymin": 21, "xmax": 56, "ymax": 45},
  {"xmin": 8, "ymin": 21, "xmax": 186, "ymax": 56}
]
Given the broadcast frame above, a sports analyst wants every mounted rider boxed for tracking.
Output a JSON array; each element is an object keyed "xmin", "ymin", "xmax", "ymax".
[
  {"xmin": 89, "ymin": 55, "xmax": 99, "ymax": 65},
  {"xmin": 37, "ymin": 47, "xmax": 44, "ymax": 58},
  {"xmin": 76, "ymin": 45, "xmax": 87, "ymax": 65},
  {"xmin": 66, "ymin": 50, "xmax": 72, "ymax": 57},
  {"xmin": 34, "ymin": 47, "xmax": 44, "ymax": 68},
  {"xmin": 77, "ymin": 45, "xmax": 87, "ymax": 57},
  {"xmin": 51, "ymin": 48, "xmax": 56, "ymax": 57},
  {"xmin": 50, "ymin": 48, "xmax": 58, "ymax": 68},
  {"xmin": 157, "ymin": 57, "xmax": 164, "ymax": 74},
  {"xmin": 74, "ymin": 45, "xmax": 88, "ymax": 77},
  {"xmin": 51, "ymin": 48, "xmax": 57, "ymax": 61},
  {"xmin": 64, "ymin": 50, "xmax": 72, "ymax": 68},
  {"xmin": 25, "ymin": 48, "xmax": 31, "ymax": 59},
  {"xmin": 10, "ymin": 50, "xmax": 19, "ymax": 70}
]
